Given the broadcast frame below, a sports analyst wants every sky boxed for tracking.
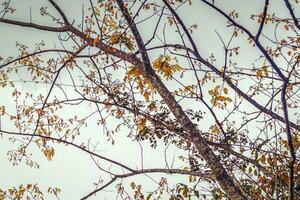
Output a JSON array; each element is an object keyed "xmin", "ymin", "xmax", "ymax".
[{"xmin": 0, "ymin": 0, "xmax": 299, "ymax": 199}]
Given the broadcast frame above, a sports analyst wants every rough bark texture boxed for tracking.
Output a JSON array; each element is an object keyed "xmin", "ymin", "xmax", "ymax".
[{"xmin": 115, "ymin": 0, "xmax": 248, "ymax": 199}]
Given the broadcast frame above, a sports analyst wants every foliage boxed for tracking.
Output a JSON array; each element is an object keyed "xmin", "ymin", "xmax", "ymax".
[{"xmin": 0, "ymin": 0, "xmax": 300, "ymax": 199}]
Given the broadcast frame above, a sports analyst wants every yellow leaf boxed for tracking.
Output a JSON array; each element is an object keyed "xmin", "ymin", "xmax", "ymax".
[
  {"xmin": 256, "ymin": 70, "xmax": 264, "ymax": 78},
  {"xmin": 93, "ymin": 36, "xmax": 100, "ymax": 47},
  {"xmin": 109, "ymin": 32, "xmax": 134, "ymax": 50},
  {"xmin": 85, "ymin": 32, "xmax": 90, "ymax": 39},
  {"xmin": 183, "ymin": 187, "xmax": 189, "ymax": 197},
  {"xmin": 43, "ymin": 147, "xmax": 55, "ymax": 161},
  {"xmin": 284, "ymin": 24, "xmax": 289, "ymax": 31},
  {"xmin": 183, "ymin": 166, "xmax": 189, "ymax": 171},
  {"xmin": 211, "ymin": 125, "xmax": 219, "ymax": 135},
  {"xmin": 143, "ymin": 91, "xmax": 150, "ymax": 102},
  {"xmin": 146, "ymin": 194, "xmax": 152, "ymax": 200},
  {"xmin": 0, "ymin": 106, "xmax": 5, "ymax": 116},
  {"xmin": 109, "ymin": 32, "xmax": 122, "ymax": 44},
  {"xmin": 223, "ymin": 87, "xmax": 228, "ymax": 94},
  {"xmin": 259, "ymin": 154, "xmax": 266, "ymax": 164},
  {"xmin": 152, "ymin": 55, "xmax": 182, "ymax": 80},
  {"xmin": 26, "ymin": 184, "xmax": 32, "ymax": 190},
  {"xmin": 138, "ymin": 118, "xmax": 147, "ymax": 135},
  {"xmin": 188, "ymin": 175, "xmax": 196, "ymax": 183}
]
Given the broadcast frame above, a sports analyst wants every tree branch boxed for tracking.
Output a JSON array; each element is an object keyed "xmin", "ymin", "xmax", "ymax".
[
  {"xmin": 283, "ymin": 0, "xmax": 300, "ymax": 31},
  {"xmin": 116, "ymin": 0, "xmax": 248, "ymax": 198},
  {"xmin": 0, "ymin": 129, "xmax": 135, "ymax": 172},
  {"xmin": 255, "ymin": 0, "xmax": 270, "ymax": 41},
  {"xmin": 0, "ymin": 18, "xmax": 70, "ymax": 32},
  {"xmin": 81, "ymin": 168, "xmax": 215, "ymax": 199},
  {"xmin": 48, "ymin": 0, "xmax": 70, "ymax": 25},
  {"xmin": 200, "ymin": 0, "xmax": 287, "ymax": 81},
  {"xmin": 281, "ymin": 82, "xmax": 296, "ymax": 200}
]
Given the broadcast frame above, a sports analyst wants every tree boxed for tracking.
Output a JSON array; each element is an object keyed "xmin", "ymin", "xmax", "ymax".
[{"xmin": 0, "ymin": 0, "xmax": 299, "ymax": 199}]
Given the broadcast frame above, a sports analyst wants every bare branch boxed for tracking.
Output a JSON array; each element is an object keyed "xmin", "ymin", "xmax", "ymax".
[
  {"xmin": 81, "ymin": 168, "xmax": 215, "ymax": 199},
  {"xmin": 47, "ymin": 0, "xmax": 70, "ymax": 25},
  {"xmin": 118, "ymin": 0, "xmax": 248, "ymax": 198},
  {"xmin": 283, "ymin": 0, "xmax": 300, "ymax": 31},
  {"xmin": 0, "ymin": 18, "xmax": 70, "ymax": 32},
  {"xmin": 0, "ymin": 129, "xmax": 135, "ymax": 172},
  {"xmin": 255, "ymin": 0, "xmax": 270, "ymax": 41}
]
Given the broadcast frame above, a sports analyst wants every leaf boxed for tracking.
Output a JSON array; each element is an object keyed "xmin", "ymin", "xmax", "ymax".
[
  {"xmin": 189, "ymin": 175, "xmax": 192, "ymax": 182},
  {"xmin": 109, "ymin": 32, "xmax": 134, "ymax": 50},
  {"xmin": 137, "ymin": 118, "xmax": 147, "ymax": 135},
  {"xmin": 43, "ymin": 147, "xmax": 55, "ymax": 161},
  {"xmin": 109, "ymin": 32, "xmax": 123, "ymax": 44},
  {"xmin": 182, "ymin": 186, "xmax": 189, "ymax": 197},
  {"xmin": 209, "ymin": 86, "xmax": 232, "ymax": 108},
  {"xmin": 146, "ymin": 193, "xmax": 152, "ymax": 200},
  {"xmin": 124, "ymin": 41, "xmax": 135, "ymax": 51},
  {"xmin": 248, "ymin": 167, "xmax": 252, "ymax": 173},
  {"xmin": 152, "ymin": 55, "xmax": 183, "ymax": 80},
  {"xmin": 256, "ymin": 70, "xmax": 264, "ymax": 78},
  {"xmin": 254, "ymin": 169, "xmax": 258, "ymax": 176},
  {"xmin": 143, "ymin": 91, "xmax": 150, "ymax": 102},
  {"xmin": 26, "ymin": 184, "xmax": 32, "ymax": 190},
  {"xmin": 211, "ymin": 125, "xmax": 220, "ymax": 135},
  {"xmin": 93, "ymin": 36, "xmax": 100, "ymax": 47},
  {"xmin": 194, "ymin": 190, "xmax": 199, "ymax": 198},
  {"xmin": 85, "ymin": 31, "xmax": 90, "ymax": 39},
  {"xmin": 0, "ymin": 106, "xmax": 5, "ymax": 116},
  {"xmin": 259, "ymin": 154, "xmax": 266, "ymax": 164},
  {"xmin": 223, "ymin": 87, "xmax": 228, "ymax": 94},
  {"xmin": 183, "ymin": 166, "xmax": 189, "ymax": 171}
]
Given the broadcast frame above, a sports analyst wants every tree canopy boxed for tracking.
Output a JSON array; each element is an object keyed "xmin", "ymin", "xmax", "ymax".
[{"xmin": 0, "ymin": 0, "xmax": 300, "ymax": 199}]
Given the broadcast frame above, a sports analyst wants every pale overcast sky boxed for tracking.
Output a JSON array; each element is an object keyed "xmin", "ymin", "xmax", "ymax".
[{"xmin": 0, "ymin": 0, "xmax": 298, "ymax": 199}]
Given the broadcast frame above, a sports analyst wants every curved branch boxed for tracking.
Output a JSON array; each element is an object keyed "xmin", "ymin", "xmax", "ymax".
[
  {"xmin": 81, "ymin": 168, "xmax": 215, "ymax": 200},
  {"xmin": 117, "ymin": 0, "xmax": 247, "ymax": 199},
  {"xmin": 0, "ymin": 129, "xmax": 135, "ymax": 172},
  {"xmin": 255, "ymin": 0, "xmax": 270, "ymax": 40},
  {"xmin": 22, "ymin": 43, "xmax": 89, "ymax": 152},
  {"xmin": 283, "ymin": 0, "xmax": 300, "ymax": 31},
  {"xmin": 0, "ymin": 49, "xmax": 103, "ymax": 69},
  {"xmin": 0, "ymin": 18, "xmax": 70, "ymax": 32},
  {"xmin": 0, "ymin": 49, "xmax": 73, "ymax": 69},
  {"xmin": 163, "ymin": 0, "xmax": 300, "ymax": 132},
  {"xmin": 200, "ymin": 0, "xmax": 286, "ymax": 81},
  {"xmin": 48, "ymin": 0, "xmax": 70, "ymax": 25}
]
